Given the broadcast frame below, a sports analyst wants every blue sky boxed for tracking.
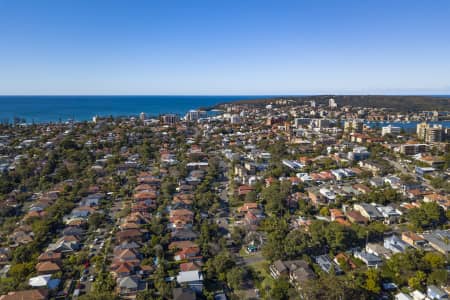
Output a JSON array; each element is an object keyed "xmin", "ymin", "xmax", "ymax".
[{"xmin": 0, "ymin": 0, "xmax": 449, "ymax": 95}]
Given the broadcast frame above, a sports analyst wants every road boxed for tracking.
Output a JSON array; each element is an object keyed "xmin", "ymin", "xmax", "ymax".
[
  {"xmin": 388, "ymin": 159, "xmax": 436, "ymax": 191},
  {"xmin": 241, "ymin": 253, "xmax": 265, "ymax": 266}
]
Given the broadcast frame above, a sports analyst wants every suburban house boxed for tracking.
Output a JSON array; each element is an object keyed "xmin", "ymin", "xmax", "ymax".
[
  {"xmin": 0, "ymin": 289, "xmax": 48, "ymax": 300},
  {"xmin": 37, "ymin": 251, "xmax": 62, "ymax": 264},
  {"xmin": 35, "ymin": 261, "xmax": 61, "ymax": 275},
  {"xmin": 315, "ymin": 255, "xmax": 343, "ymax": 275},
  {"xmin": 365, "ymin": 243, "xmax": 392, "ymax": 259},
  {"xmin": 422, "ymin": 230, "xmax": 450, "ymax": 255},
  {"xmin": 333, "ymin": 253, "xmax": 357, "ymax": 270},
  {"xmin": 401, "ymin": 232, "xmax": 428, "ymax": 249},
  {"xmin": 115, "ymin": 229, "xmax": 144, "ymax": 244},
  {"xmin": 117, "ymin": 275, "xmax": 140, "ymax": 296},
  {"xmin": 384, "ymin": 235, "xmax": 409, "ymax": 254},
  {"xmin": 346, "ymin": 210, "xmax": 368, "ymax": 225},
  {"xmin": 353, "ymin": 203, "xmax": 383, "ymax": 222},
  {"xmin": 354, "ymin": 250, "xmax": 383, "ymax": 268},
  {"xmin": 176, "ymin": 270, "xmax": 203, "ymax": 293}
]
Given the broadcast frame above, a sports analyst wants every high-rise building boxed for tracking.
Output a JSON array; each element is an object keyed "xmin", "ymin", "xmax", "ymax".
[
  {"xmin": 348, "ymin": 146, "xmax": 370, "ymax": 161},
  {"xmin": 329, "ymin": 98, "xmax": 337, "ymax": 109},
  {"xmin": 161, "ymin": 114, "xmax": 180, "ymax": 125},
  {"xmin": 416, "ymin": 122, "xmax": 428, "ymax": 140},
  {"xmin": 294, "ymin": 118, "xmax": 311, "ymax": 128},
  {"xmin": 417, "ymin": 123, "xmax": 444, "ymax": 143},
  {"xmin": 230, "ymin": 114, "xmax": 241, "ymax": 124},
  {"xmin": 311, "ymin": 118, "xmax": 330, "ymax": 129},
  {"xmin": 185, "ymin": 110, "xmax": 206, "ymax": 121},
  {"xmin": 426, "ymin": 125, "xmax": 443, "ymax": 143},
  {"xmin": 381, "ymin": 125, "xmax": 401, "ymax": 136},
  {"xmin": 400, "ymin": 143, "xmax": 428, "ymax": 155},
  {"xmin": 344, "ymin": 119, "xmax": 363, "ymax": 133}
]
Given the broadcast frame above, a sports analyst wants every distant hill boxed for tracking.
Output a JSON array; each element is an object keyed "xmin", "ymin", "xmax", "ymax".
[{"xmin": 215, "ymin": 95, "xmax": 450, "ymax": 112}]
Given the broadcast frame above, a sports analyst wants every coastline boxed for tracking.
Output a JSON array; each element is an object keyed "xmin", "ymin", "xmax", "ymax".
[
  {"xmin": 0, "ymin": 95, "xmax": 449, "ymax": 125},
  {"xmin": 0, "ymin": 95, "xmax": 267, "ymax": 124}
]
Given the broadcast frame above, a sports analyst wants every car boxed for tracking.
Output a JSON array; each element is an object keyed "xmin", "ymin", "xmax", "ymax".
[
  {"xmin": 83, "ymin": 269, "xmax": 89, "ymax": 275},
  {"xmin": 89, "ymin": 275, "xmax": 95, "ymax": 282},
  {"xmin": 73, "ymin": 289, "xmax": 80, "ymax": 297},
  {"xmin": 80, "ymin": 276, "xmax": 87, "ymax": 282}
]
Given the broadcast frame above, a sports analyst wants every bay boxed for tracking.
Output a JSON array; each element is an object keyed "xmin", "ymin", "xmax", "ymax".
[{"xmin": 0, "ymin": 95, "xmax": 266, "ymax": 123}]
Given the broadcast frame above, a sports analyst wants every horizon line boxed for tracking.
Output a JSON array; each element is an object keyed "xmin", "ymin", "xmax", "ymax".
[{"xmin": 0, "ymin": 94, "xmax": 449, "ymax": 97}]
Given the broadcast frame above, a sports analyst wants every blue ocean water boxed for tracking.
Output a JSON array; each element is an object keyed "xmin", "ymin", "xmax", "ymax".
[
  {"xmin": 366, "ymin": 120, "xmax": 450, "ymax": 132},
  {"xmin": 0, "ymin": 95, "xmax": 449, "ymax": 126},
  {"xmin": 0, "ymin": 95, "xmax": 267, "ymax": 123}
]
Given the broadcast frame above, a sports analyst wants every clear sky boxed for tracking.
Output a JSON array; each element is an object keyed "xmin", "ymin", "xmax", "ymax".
[{"xmin": 0, "ymin": 0, "xmax": 449, "ymax": 95}]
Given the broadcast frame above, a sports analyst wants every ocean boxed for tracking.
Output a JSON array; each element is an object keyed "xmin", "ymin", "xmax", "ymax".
[
  {"xmin": 0, "ymin": 95, "xmax": 266, "ymax": 123},
  {"xmin": 366, "ymin": 120, "xmax": 450, "ymax": 132},
  {"xmin": 0, "ymin": 95, "xmax": 449, "ymax": 127}
]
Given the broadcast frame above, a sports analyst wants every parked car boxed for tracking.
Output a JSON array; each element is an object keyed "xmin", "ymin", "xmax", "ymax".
[{"xmin": 73, "ymin": 289, "xmax": 80, "ymax": 298}]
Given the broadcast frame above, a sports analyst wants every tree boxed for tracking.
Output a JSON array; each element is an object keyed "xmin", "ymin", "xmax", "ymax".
[
  {"xmin": 245, "ymin": 190, "xmax": 257, "ymax": 202},
  {"xmin": 309, "ymin": 221, "xmax": 358, "ymax": 254},
  {"xmin": 408, "ymin": 202, "xmax": 446, "ymax": 230},
  {"xmin": 9, "ymin": 262, "xmax": 34, "ymax": 286},
  {"xmin": 364, "ymin": 269, "xmax": 381, "ymax": 294},
  {"xmin": 92, "ymin": 271, "xmax": 115, "ymax": 292},
  {"xmin": 284, "ymin": 230, "xmax": 310, "ymax": 259},
  {"xmin": 423, "ymin": 252, "xmax": 446, "ymax": 269},
  {"xmin": 88, "ymin": 212, "xmax": 104, "ymax": 230},
  {"xmin": 382, "ymin": 250, "xmax": 429, "ymax": 286},
  {"xmin": 408, "ymin": 271, "xmax": 426, "ymax": 291},
  {"xmin": 204, "ymin": 250, "xmax": 235, "ymax": 281},
  {"xmin": 136, "ymin": 289, "xmax": 158, "ymax": 300},
  {"xmin": 427, "ymin": 269, "xmax": 448, "ymax": 286},
  {"xmin": 226, "ymin": 267, "xmax": 245, "ymax": 290},
  {"xmin": 300, "ymin": 274, "xmax": 367, "ymax": 300},
  {"xmin": 153, "ymin": 261, "xmax": 173, "ymax": 299},
  {"xmin": 319, "ymin": 207, "xmax": 330, "ymax": 216},
  {"xmin": 261, "ymin": 217, "xmax": 289, "ymax": 261},
  {"xmin": 270, "ymin": 277, "xmax": 290, "ymax": 300},
  {"xmin": 79, "ymin": 292, "xmax": 119, "ymax": 300},
  {"xmin": 260, "ymin": 181, "xmax": 291, "ymax": 216}
]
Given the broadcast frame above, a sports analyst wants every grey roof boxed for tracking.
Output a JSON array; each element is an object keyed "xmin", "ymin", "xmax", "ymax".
[
  {"xmin": 271, "ymin": 260, "xmax": 288, "ymax": 274},
  {"xmin": 291, "ymin": 266, "xmax": 316, "ymax": 283},
  {"xmin": 355, "ymin": 250, "xmax": 383, "ymax": 264},
  {"xmin": 358, "ymin": 203, "xmax": 383, "ymax": 219},
  {"xmin": 177, "ymin": 271, "xmax": 203, "ymax": 284},
  {"xmin": 384, "ymin": 235, "xmax": 409, "ymax": 253},
  {"xmin": 315, "ymin": 255, "xmax": 342, "ymax": 274},
  {"xmin": 118, "ymin": 276, "xmax": 139, "ymax": 288},
  {"xmin": 114, "ymin": 241, "xmax": 141, "ymax": 252},
  {"xmin": 427, "ymin": 285, "xmax": 447, "ymax": 298},
  {"xmin": 171, "ymin": 229, "xmax": 199, "ymax": 240},
  {"xmin": 422, "ymin": 230, "xmax": 450, "ymax": 253},
  {"xmin": 62, "ymin": 227, "xmax": 84, "ymax": 236}
]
